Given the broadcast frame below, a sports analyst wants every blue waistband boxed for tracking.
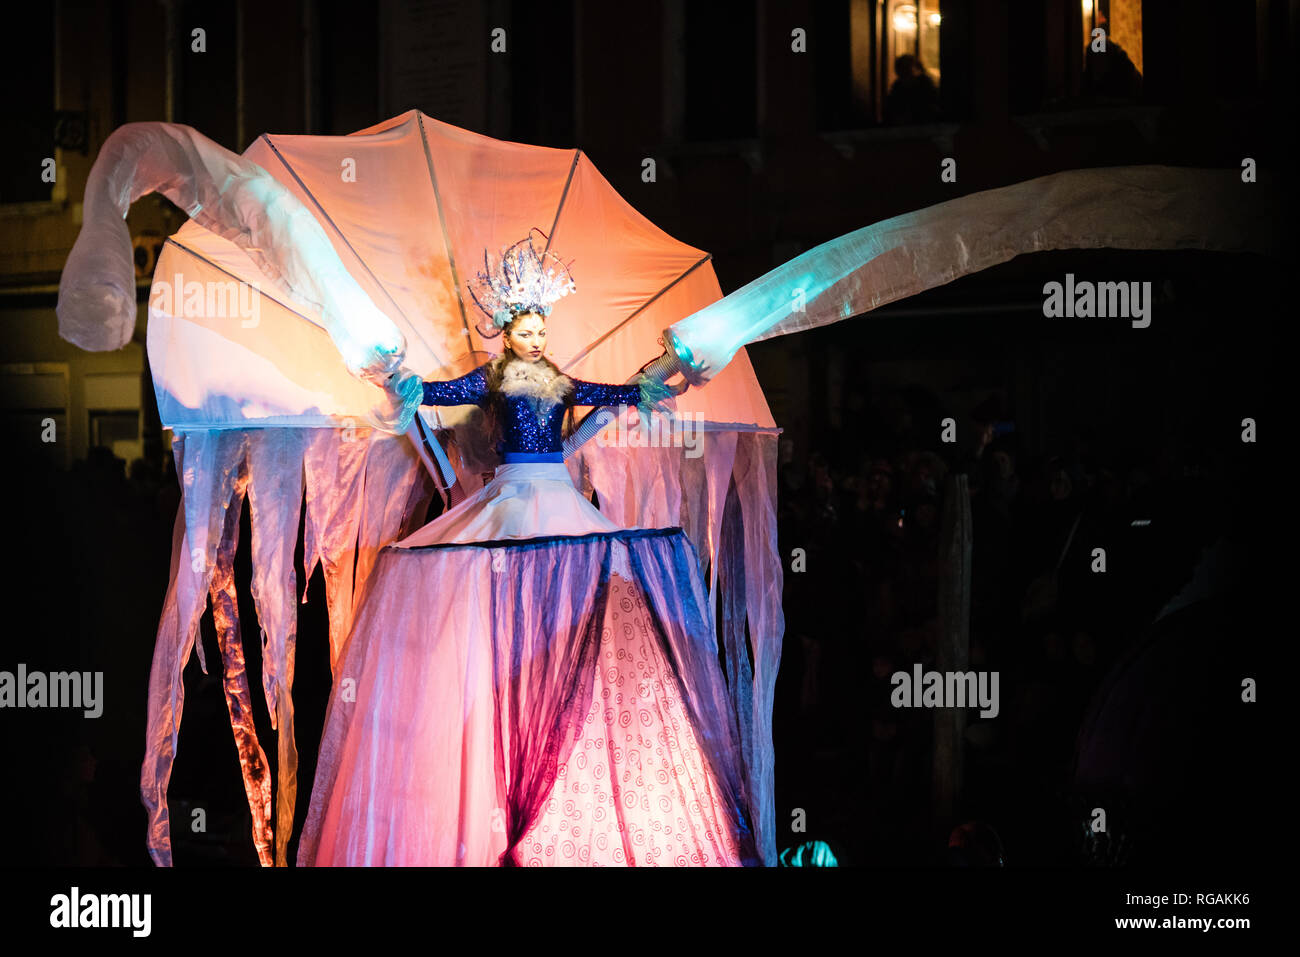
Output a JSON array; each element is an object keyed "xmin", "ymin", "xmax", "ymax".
[{"xmin": 502, "ymin": 451, "xmax": 565, "ymax": 463}]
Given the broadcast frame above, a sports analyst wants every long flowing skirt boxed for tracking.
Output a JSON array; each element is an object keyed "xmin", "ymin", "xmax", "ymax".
[
  {"xmin": 297, "ymin": 467, "xmax": 759, "ymax": 866},
  {"xmin": 392, "ymin": 461, "xmax": 624, "ymax": 546}
]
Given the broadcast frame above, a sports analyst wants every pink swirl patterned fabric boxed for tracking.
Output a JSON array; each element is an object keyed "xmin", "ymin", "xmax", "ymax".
[{"xmin": 518, "ymin": 575, "xmax": 741, "ymax": 865}]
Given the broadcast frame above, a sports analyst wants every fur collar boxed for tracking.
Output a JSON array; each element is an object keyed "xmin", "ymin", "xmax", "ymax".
[{"xmin": 496, "ymin": 358, "xmax": 572, "ymax": 425}]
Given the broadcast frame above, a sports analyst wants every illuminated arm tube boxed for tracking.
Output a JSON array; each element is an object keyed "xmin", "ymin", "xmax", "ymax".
[
  {"xmin": 660, "ymin": 164, "xmax": 1279, "ymax": 387},
  {"xmin": 57, "ymin": 121, "xmax": 408, "ymax": 383}
]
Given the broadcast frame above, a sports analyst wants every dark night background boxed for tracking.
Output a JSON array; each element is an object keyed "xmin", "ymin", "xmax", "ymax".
[{"xmin": 0, "ymin": 0, "xmax": 1290, "ymax": 878}]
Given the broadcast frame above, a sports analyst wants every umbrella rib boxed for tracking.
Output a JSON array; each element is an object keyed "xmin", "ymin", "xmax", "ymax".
[
  {"xmin": 561, "ymin": 253, "xmax": 714, "ymax": 372},
  {"xmin": 163, "ymin": 236, "xmax": 321, "ymax": 325},
  {"xmin": 260, "ymin": 133, "xmax": 443, "ymax": 368},
  {"xmin": 543, "ymin": 150, "xmax": 582, "ymax": 258},
  {"xmin": 416, "ymin": 113, "xmax": 473, "ymax": 351}
]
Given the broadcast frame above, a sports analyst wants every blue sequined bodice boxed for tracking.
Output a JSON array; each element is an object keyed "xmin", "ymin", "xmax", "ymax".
[{"xmin": 421, "ymin": 362, "xmax": 640, "ymax": 455}]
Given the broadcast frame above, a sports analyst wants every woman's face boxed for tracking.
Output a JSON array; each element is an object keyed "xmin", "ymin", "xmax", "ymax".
[{"xmin": 505, "ymin": 313, "xmax": 547, "ymax": 361}]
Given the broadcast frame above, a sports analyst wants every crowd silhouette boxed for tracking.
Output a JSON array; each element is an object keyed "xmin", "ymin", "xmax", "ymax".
[{"xmin": 772, "ymin": 381, "xmax": 1264, "ymax": 868}]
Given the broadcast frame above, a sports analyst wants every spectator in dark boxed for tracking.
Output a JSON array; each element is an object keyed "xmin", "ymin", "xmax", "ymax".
[
  {"xmin": 885, "ymin": 53, "xmax": 941, "ymax": 125},
  {"xmin": 899, "ymin": 449, "xmax": 945, "ymax": 503},
  {"xmin": 986, "ymin": 446, "xmax": 1020, "ymax": 519},
  {"xmin": 859, "ymin": 459, "xmax": 899, "ymax": 562},
  {"xmin": 809, "ymin": 452, "xmax": 838, "ymax": 529},
  {"xmin": 865, "ymin": 459, "xmax": 894, "ymax": 516},
  {"xmin": 947, "ymin": 821, "xmax": 1007, "ymax": 866},
  {"xmin": 958, "ymin": 394, "xmax": 1008, "ymax": 497},
  {"xmin": 896, "ymin": 491, "xmax": 940, "ymax": 628},
  {"xmin": 1018, "ymin": 456, "xmax": 1083, "ymax": 624},
  {"xmin": 83, "ymin": 445, "xmax": 126, "ymax": 484},
  {"xmin": 1085, "ymin": 38, "xmax": 1142, "ymax": 99}
]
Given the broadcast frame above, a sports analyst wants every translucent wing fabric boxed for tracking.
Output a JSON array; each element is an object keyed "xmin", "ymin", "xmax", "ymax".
[{"xmin": 666, "ymin": 164, "xmax": 1284, "ymax": 379}]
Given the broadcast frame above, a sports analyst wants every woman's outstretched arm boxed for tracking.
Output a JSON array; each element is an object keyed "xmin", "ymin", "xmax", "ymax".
[
  {"xmin": 568, "ymin": 378, "xmax": 641, "ymax": 408},
  {"xmin": 421, "ymin": 365, "xmax": 490, "ymax": 406},
  {"xmin": 374, "ymin": 363, "xmax": 488, "ymax": 434},
  {"xmin": 569, "ymin": 374, "xmax": 674, "ymax": 418}
]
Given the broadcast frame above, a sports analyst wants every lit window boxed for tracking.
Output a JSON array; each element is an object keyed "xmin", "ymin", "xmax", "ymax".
[
  {"xmin": 1082, "ymin": 0, "xmax": 1143, "ymax": 97},
  {"xmin": 818, "ymin": 0, "xmax": 948, "ymax": 131},
  {"xmin": 884, "ymin": 0, "xmax": 942, "ymax": 125},
  {"xmin": 888, "ymin": 2, "xmax": 941, "ymax": 83}
]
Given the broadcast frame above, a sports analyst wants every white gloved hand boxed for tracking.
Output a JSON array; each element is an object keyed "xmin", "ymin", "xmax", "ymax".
[{"xmin": 367, "ymin": 367, "xmax": 424, "ymax": 434}]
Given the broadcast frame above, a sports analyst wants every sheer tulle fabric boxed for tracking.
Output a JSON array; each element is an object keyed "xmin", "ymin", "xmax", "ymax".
[
  {"xmin": 517, "ymin": 574, "xmax": 743, "ymax": 865},
  {"xmin": 297, "ymin": 527, "xmax": 760, "ymax": 866}
]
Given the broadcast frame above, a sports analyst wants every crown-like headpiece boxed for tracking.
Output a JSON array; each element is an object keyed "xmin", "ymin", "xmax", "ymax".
[{"xmin": 465, "ymin": 227, "xmax": 577, "ymax": 337}]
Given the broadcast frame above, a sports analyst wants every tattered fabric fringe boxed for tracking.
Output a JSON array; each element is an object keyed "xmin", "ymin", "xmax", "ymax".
[{"xmin": 142, "ymin": 428, "xmax": 781, "ymax": 866}]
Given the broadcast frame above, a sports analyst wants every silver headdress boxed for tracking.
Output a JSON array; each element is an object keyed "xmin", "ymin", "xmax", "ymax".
[{"xmin": 465, "ymin": 227, "xmax": 577, "ymax": 337}]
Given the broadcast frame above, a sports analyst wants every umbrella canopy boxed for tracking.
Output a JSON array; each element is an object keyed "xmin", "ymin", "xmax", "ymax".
[{"xmin": 147, "ymin": 108, "xmax": 775, "ymax": 433}]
